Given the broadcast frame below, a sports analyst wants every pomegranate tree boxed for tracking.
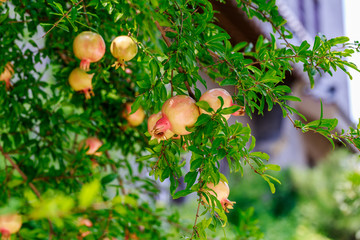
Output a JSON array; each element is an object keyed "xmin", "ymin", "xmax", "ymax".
[
  {"xmin": 68, "ymin": 68, "xmax": 95, "ymax": 99},
  {"xmin": 148, "ymin": 112, "xmax": 174, "ymax": 142},
  {"xmin": 110, "ymin": 36, "xmax": 138, "ymax": 70},
  {"xmin": 73, "ymin": 31, "xmax": 106, "ymax": 71},
  {"xmin": 199, "ymin": 88, "xmax": 245, "ymax": 119},
  {"xmin": 152, "ymin": 95, "xmax": 199, "ymax": 137},
  {"xmin": 0, "ymin": 63, "xmax": 13, "ymax": 89},
  {"xmin": 123, "ymin": 103, "xmax": 146, "ymax": 127},
  {"xmin": 0, "ymin": 214, "xmax": 22, "ymax": 239},
  {"xmin": 201, "ymin": 180, "xmax": 235, "ymax": 213}
]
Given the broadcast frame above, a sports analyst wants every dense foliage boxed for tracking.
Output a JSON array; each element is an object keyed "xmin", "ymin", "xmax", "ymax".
[{"xmin": 0, "ymin": 0, "xmax": 359, "ymax": 239}]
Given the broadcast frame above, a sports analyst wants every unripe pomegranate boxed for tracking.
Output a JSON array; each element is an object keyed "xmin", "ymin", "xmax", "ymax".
[
  {"xmin": 68, "ymin": 68, "xmax": 94, "ymax": 99},
  {"xmin": 152, "ymin": 95, "xmax": 199, "ymax": 137},
  {"xmin": 79, "ymin": 137, "xmax": 103, "ymax": 156},
  {"xmin": 123, "ymin": 103, "xmax": 146, "ymax": 127},
  {"xmin": 110, "ymin": 36, "xmax": 138, "ymax": 69},
  {"xmin": 0, "ymin": 214, "xmax": 22, "ymax": 238},
  {"xmin": 148, "ymin": 112, "xmax": 175, "ymax": 142},
  {"xmin": 199, "ymin": 88, "xmax": 233, "ymax": 120},
  {"xmin": 0, "ymin": 63, "xmax": 14, "ymax": 89},
  {"xmin": 73, "ymin": 31, "xmax": 106, "ymax": 71},
  {"xmin": 201, "ymin": 180, "xmax": 235, "ymax": 213}
]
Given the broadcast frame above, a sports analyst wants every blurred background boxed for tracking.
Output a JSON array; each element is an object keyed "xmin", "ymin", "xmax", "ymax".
[{"xmin": 167, "ymin": 1, "xmax": 360, "ymax": 239}]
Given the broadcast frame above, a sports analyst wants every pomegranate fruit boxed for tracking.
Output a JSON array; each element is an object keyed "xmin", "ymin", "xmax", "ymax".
[
  {"xmin": 125, "ymin": 229, "xmax": 139, "ymax": 240},
  {"xmin": 0, "ymin": 213, "xmax": 22, "ymax": 238},
  {"xmin": 68, "ymin": 68, "xmax": 95, "ymax": 99},
  {"xmin": 73, "ymin": 31, "xmax": 106, "ymax": 71},
  {"xmin": 201, "ymin": 180, "xmax": 235, "ymax": 213},
  {"xmin": 199, "ymin": 88, "xmax": 245, "ymax": 119},
  {"xmin": 110, "ymin": 36, "xmax": 138, "ymax": 69},
  {"xmin": 123, "ymin": 103, "xmax": 146, "ymax": 127},
  {"xmin": 78, "ymin": 218, "xmax": 92, "ymax": 227},
  {"xmin": 0, "ymin": 63, "xmax": 14, "ymax": 89},
  {"xmin": 148, "ymin": 112, "xmax": 174, "ymax": 141},
  {"xmin": 79, "ymin": 137, "xmax": 103, "ymax": 156},
  {"xmin": 152, "ymin": 95, "xmax": 199, "ymax": 137},
  {"xmin": 199, "ymin": 88, "xmax": 233, "ymax": 120}
]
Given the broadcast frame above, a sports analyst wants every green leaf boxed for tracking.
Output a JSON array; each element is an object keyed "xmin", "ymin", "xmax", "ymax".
[
  {"xmin": 184, "ymin": 171, "xmax": 198, "ymax": 189},
  {"xmin": 220, "ymin": 105, "xmax": 241, "ymax": 115},
  {"xmin": 196, "ymin": 101, "xmax": 213, "ymax": 112},
  {"xmin": 114, "ymin": 12, "xmax": 123, "ymax": 23},
  {"xmin": 149, "ymin": 59, "xmax": 159, "ymax": 84},
  {"xmin": 278, "ymin": 95, "xmax": 301, "ymax": 102},
  {"xmin": 265, "ymin": 164, "xmax": 281, "ymax": 171},
  {"xmin": 195, "ymin": 114, "xmax": 212, "ymax": 126},
  {"xmin": 173, "ymin": 189, "xmax": 194, "ymax": 199},
  {"xmin": 219, "ymin": 78, "xmax": 238, "ymax": 86},
  {"xmin": 78, "ymin": 179, "xmax": 101, "ymax": 208},
  {"xmin": 101, "ymin": 173, "xmax": 118, "ymax": 185},
  {"xmin": 250, "ymin": 151, "xmax": 270, "ymax": 161},
  {"xmin": 233, "ymin": 42, "xmax": 247, "ymax": 52}
]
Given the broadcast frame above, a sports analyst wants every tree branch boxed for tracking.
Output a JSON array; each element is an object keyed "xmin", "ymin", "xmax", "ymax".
[
  {"xmin": 154, "ymin": 20, "xmax": 196, "ymax": 99},
  {"xmin": 42, "ymin": 0, "xmax": 84, "ymax": 38},
  {"xmin": 190, "ymin": 195, "xmax": 202, "ymax": 239}
]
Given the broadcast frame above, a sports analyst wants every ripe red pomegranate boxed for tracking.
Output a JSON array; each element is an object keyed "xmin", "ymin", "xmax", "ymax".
[
  {"xmin": 0, "ymin": 63, "xmax": 14, "ymax": 89},
  {"xmin": 123, "ymin": 103, "xmax": 146, "ymax": 127},
  {"xmin": 199, "ymin": 88, "xmax": 245, "ymax": 119},
  {"xmin": 68, "ymin": 68, "xmax": 95, "ymax": 99},
  {"xmin": 110, "ymin": 36, "xmax": 138, "ymax": 69},
  {"xmin": 80, "ymin": 137, "xmax": 103, "ymax": 156},
  {"xmin": 202, "ymin": 180, "xmax": 235, "ymax": 213},
  {"xmin": 148, "ymin": 112, "xmax": 174, "ymax": 141},
  {"xmin": 152, "ymin": 95, "xmax": 199, "ymax": 137},
  {"xmin": 0, "ymin": 214, "xmax": 22, "ymax": 238},
  {"xmin": 73, "ymin": 31, "xmax": 106, "ymax": 71}
]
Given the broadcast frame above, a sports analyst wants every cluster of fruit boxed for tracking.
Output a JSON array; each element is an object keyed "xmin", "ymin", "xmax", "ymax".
[
  {"xmin": 147, "ymin": 88, "xmax": 244, "ymax": 212},
  {"xmin": 148, "ymin": 88, "xmax": 244, "ymax": 142},
  {"xmin": 68, "ymin": 31, "xmax": 137, "ymax": 99}
]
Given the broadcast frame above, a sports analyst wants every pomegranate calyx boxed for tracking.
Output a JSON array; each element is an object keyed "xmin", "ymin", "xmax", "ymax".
[
  {"xmin": 222, "ymin": 198, "xmax": 236, "ymax": 213},
  {"xmin": 111, "ymin": 59, "xmax": 125, "ymax": 70},
  {"xmin": 83, "ymin": 88, "xmax": 94, "ymax": 100},
  {"xmin": 231, "ymin": 104, "xmax": 245, "ymax": 116},
  {"xmin": 153, "ymin": 115, "xmax": 172, "ymax": 137},
  {"xmin": 0, "ymin": 228, "xmax": 10, "ymax": 237}
]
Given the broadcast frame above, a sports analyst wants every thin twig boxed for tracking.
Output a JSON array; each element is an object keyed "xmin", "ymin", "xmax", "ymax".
[
  {"xmin": 154, "ymin": 20, "xmax": 196, "ymax": 99},
  {"xmin": 41, "ymin": 0, "xmax": 84, "ymax": 38},
  {"xmin": 190, "ymin": 195, "xmax": 202, "ymax": 239},
  {"xmin": 82, "ymin": 0, "xmax": 90, "ymax": 26},
  {"xmin": 0, "ymin": 146, "xmax": 41, "ymax": 198},
  {"xmin": 240, "ymin": 0, "xmax": 296, "ymax": 54}
]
